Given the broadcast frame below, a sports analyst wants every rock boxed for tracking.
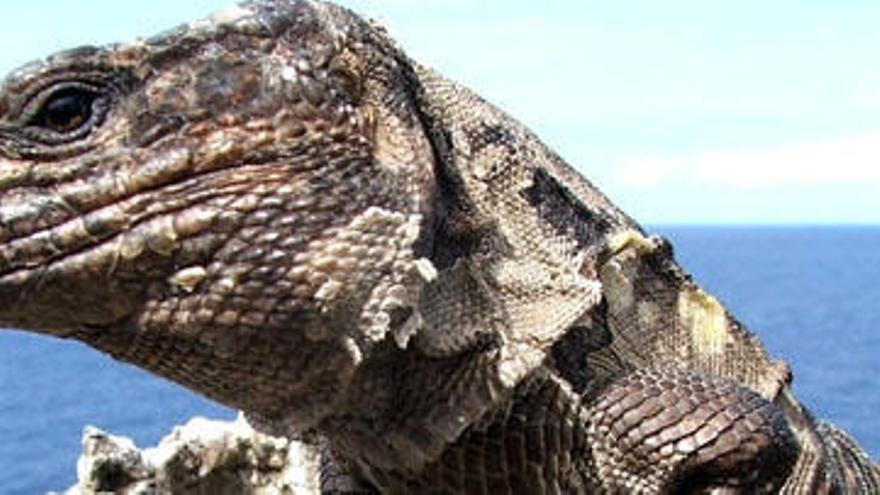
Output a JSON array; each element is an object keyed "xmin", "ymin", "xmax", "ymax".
[{"xmin": 63, "ymin": 415, "xmax": 321, "ymax": 494}]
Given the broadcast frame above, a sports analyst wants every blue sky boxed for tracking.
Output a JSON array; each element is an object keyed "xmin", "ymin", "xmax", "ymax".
[{"xmin": 1, "ymin": 1, "xmax": 878, "ymax": 224}]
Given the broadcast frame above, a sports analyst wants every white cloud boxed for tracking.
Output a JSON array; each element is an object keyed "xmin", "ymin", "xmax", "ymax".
[
  {"xmin": 616, "ymin": 156, "xmax": 681, "ymax": 187},
  {"xmin": 616, "ymin": 130, "xmax": 880, "ymax": 188}
]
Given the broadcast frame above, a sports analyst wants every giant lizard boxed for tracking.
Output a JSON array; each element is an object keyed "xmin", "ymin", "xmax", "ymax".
[{"xmin": 0, "ymin": 1, "xmax": 877, "ymax": 492}]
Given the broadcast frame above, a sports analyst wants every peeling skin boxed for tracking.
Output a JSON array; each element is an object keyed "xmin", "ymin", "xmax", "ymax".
[
  {"xmin": 607, "ymin": 228, "xmax": 657, "ymax": 257},
  {"xmin": 678, "ymin": 287, "xmax": 734, "ymax": 356},
  {"xmin": 1, "ymin": 1, "xmax": 877, "ymax": 492}
]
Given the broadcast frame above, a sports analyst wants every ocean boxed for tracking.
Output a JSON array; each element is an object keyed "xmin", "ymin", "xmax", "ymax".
[{"xmin": 1, "ymin": 226, "xmax": 878, "ymax": 494}]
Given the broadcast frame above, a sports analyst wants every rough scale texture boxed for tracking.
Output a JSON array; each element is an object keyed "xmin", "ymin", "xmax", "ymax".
[{"xmin": 0, "ymin": 1, "xmax": 877, "ymax": 493}]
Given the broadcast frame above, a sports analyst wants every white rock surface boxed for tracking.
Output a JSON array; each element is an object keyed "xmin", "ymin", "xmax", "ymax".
[{"xmin": 62, "ymin": 415, "xmax": 321, "ymax": 494}]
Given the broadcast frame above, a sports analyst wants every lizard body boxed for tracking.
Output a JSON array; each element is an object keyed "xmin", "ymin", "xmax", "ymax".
[{"xmin": 0, "ymin": 1, "xmax": 877, "ymax": 492}]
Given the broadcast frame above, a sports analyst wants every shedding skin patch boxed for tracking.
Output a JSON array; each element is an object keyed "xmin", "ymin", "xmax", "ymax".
[
  {"xmin": 607, "ymin": 228, "xmax": 656, "ymax": 257},
  {"xmin": 637, "ymin": 300, "xmax": 663, "ymax": 329},
  {"xmin": 678, "ymin": 287, "xmax": 733, "ymax": 356},
  {"xmin": 305, "ymin": 206, "xmax": 431, "ymax": 348},
  {"xmin": 521, "ymin": 167, "xmax": 612, "ymax": 249}
]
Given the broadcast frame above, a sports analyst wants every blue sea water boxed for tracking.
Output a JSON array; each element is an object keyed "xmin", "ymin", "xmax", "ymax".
[{"xmin": 0, "ymin": 226, "xmax": 878, "ymax": 494}]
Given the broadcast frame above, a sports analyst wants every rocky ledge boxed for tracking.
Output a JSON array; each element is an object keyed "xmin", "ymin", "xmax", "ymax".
[{"xmin": 60, "ymin": 416, "xmax": 320, "ymax": 494}]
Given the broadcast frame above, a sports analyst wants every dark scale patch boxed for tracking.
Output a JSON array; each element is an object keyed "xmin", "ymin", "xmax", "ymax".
[
  {"xmin": 550, "ymin": 326, "xmax": 592, "ymax": 394},
  {"xmin": 550, "ymin": 308, "xmax": 614, "ymax": 395},
  {"xmin": 411, "ymin": 119, "xmax": 499, "ymax": 270},
  {"xmin": 522, "ymin": 167, "xmax": 612, "ymax": 248},
  {"xmin": 434, "ymin": 217, "xmax": 497, "ymax": 270},
  {"xmin": 463, "ymin": 122, "xmax": 517, "ymax": 153}
]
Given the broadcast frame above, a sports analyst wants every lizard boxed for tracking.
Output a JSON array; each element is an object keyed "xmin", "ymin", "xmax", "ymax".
[{"xmin": 0, "ymin": 1, "xmax": 877, "ymax": 493}]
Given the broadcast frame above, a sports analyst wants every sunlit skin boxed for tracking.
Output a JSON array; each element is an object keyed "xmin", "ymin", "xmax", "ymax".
[{"xmin": 0, "ymin": 1, "xmax": 876, "ymax": 492}]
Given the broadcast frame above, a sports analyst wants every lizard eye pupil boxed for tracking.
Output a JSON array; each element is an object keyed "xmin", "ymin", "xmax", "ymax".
[{"xmin": 32, "ymin": 89, "xmax": 96, "ymax": 134}]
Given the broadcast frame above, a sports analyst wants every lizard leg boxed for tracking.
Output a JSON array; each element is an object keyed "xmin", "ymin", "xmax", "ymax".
[{"xmin": 586, "ymin": 367, "xmax": 799, "ymax": 494}]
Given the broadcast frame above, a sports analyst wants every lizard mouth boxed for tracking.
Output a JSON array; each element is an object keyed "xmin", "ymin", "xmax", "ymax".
[
  {"xmin": 0, "ymin": 163, "xmax": 264, "ymax": 275},
  {"xmin": 0, "ymin": 160, "xmax": 301, "ymax": 331}
]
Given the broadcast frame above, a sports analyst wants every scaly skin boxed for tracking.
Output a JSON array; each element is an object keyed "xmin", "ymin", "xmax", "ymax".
[{"xmin": 0, "ymin": 1, "xmax": 876, "ymax": 493}]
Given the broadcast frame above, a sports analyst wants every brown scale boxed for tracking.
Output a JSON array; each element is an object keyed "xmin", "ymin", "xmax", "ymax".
[
  {"xmin": 1, "ymin": 2, "xmax": 878, "ymax": 494},
  {"xmin": 357, "ymin": 371, "xmax": 595, "ymax": 494},
  {"xmin": 586, "ymin": 368, "xmax": 798, "ymax": 493}
]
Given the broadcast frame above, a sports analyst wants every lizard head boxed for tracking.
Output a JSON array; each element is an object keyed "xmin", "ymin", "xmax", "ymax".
[
  {"xmin": 0, "ymin": 0, "xmax": 616, "ymax": 460},
  {"xmin": 0, "ymin": 1, "xmax": 437, "ymax": 427}
]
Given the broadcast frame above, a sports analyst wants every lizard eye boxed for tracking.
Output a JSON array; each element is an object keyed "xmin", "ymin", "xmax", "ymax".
[
  {"xmin": 24, "ymin": 83, "xmax": 109, "ymax": 143},
  {"xmin": 33, "ymin": 89, "xmax": 95, "ymax": 133}
]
